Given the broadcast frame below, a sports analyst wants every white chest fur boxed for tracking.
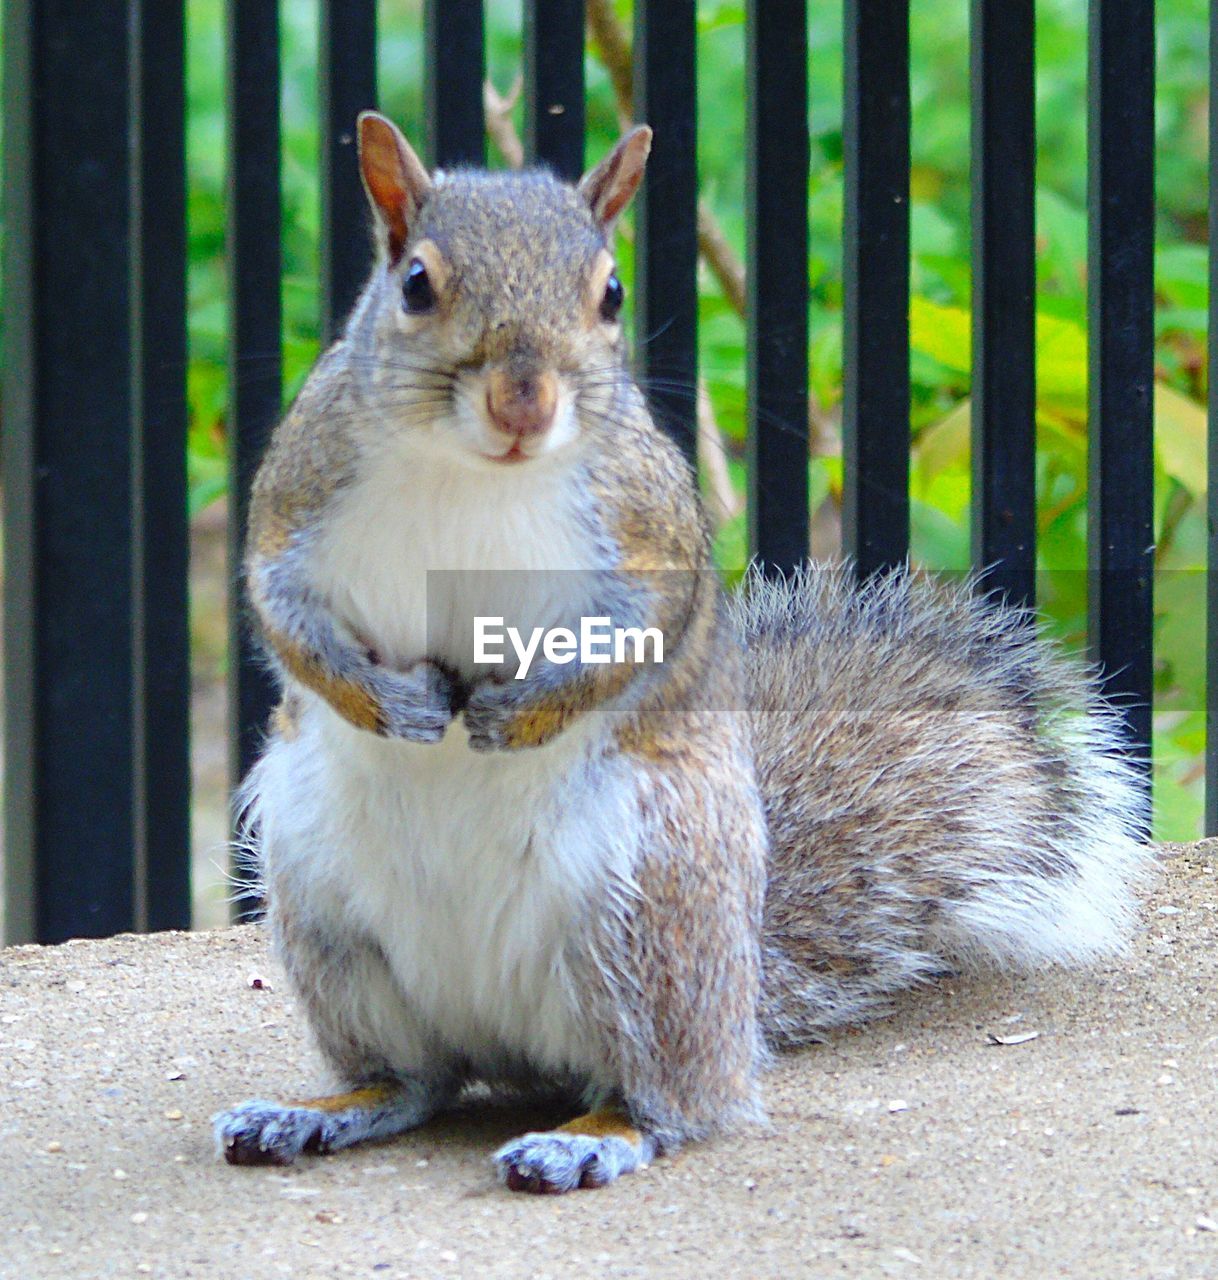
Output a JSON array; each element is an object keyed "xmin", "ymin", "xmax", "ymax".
[
  {"xmin": 257, "ymin": 443, "xmax": 644, "ymax": 1085},
  {"xmin": 312, "ymin": 443, "xmax": 611, "ymax": 675}
]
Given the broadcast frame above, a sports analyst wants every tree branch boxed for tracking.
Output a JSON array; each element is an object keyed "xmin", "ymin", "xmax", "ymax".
[{"xmin": 484, "ymin": 76, "xmax": 524, "ymax": 170}]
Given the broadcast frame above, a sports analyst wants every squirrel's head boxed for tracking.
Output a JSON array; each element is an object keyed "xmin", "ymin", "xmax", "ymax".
[{"xmin": 353, "ymin": 111, "xmax": 652, "ymax": 469}]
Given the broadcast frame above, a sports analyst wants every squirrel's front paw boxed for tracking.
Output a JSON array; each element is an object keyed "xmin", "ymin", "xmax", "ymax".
[
  {"xmin": 368, "ymin": 658, "xmax": 459, "ymax": 743},
  {"xmin": 462, "ymin": 677, "xmax": 533, "ymax": 752}
]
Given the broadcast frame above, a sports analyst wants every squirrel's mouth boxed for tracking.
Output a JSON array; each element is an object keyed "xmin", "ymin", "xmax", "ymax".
[
  {"xmin": 482, "ymin": 441, "xmax": 531, "ymax": 465},
  {"xmin": 462, "ymin": 394, "xmax": 579, "ymax": 467}
]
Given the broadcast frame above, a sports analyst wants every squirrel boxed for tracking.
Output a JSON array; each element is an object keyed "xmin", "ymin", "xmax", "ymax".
[{"xmin": 213, "ymin": 112, "xmax": 1152, "ymax": 1194}]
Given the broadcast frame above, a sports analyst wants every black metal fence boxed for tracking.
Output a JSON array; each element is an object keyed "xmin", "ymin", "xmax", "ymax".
[{"xmin": 0, "ymin": 1, "xmax": 1199, "ymax": 944}]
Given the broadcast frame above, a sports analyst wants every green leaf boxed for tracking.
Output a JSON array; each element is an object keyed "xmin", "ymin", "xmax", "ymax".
[
  {"xmin": 1034, "ymin": 189, "xmax": 1087, "ymax": 298},
  {"xmin": 1155, "ymin": 306, "xmax": 1208, "ymax": 337},
  {"xmin": 1156, "ymin": 243, "xmax": 1208, "ymax": 301},
  {"xmin": 911, "ymin": 496, "xmax": 969, "ymax": 571},
  {"xmin": 713, "ymin": 510, "xmax": 748, "ymax": 578},
  {"xmin": 913, "ymin": 397, "xmax": 970, "ymax": 478}
]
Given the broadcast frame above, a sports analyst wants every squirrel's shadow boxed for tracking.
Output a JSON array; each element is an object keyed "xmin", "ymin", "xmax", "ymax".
[
  {"xmin": 337, "ymin": 967, "xmax": 1047, "ymax": 1165},
  {"xmin": 352, "ymin": 1087, "xmax": 589, "ymax": 1177}
]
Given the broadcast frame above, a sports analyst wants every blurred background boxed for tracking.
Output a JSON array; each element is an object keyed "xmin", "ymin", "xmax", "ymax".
[{"xmin": 1, "ymin": 0, "xmax": 1210, "ymax": 924}]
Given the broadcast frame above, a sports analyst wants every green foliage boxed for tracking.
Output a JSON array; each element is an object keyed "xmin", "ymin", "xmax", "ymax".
[{"xmin": 180, "ymin": 0, "xmax": 1208, "ymax": 837}]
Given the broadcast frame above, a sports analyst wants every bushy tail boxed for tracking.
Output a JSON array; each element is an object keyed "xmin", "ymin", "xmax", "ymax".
[{"xmin": 729, "ymin": 564, "xmax": 1154, "ymax": 1048}]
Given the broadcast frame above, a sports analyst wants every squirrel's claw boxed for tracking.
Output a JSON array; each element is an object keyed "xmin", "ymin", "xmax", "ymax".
[{"xmin": 492, "ymin": 1130, "xmax": 652, "ymax": 1193}]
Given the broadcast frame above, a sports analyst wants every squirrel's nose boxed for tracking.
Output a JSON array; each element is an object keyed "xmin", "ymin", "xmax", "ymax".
[{"xmin": 486, "ymin": 369, "xmax": 557, "ymax": 439}]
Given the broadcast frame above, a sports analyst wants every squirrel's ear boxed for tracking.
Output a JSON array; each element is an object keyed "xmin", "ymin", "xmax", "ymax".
[
  {"xmin": 357, "ymin": 111, "xmax": 431, "ymax": 265},
  {"xmin": 578, "ymin": 125, "xmax": 652, "ymax": 230}
]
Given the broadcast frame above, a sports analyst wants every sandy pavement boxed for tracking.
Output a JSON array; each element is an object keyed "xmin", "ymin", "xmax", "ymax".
[{"xmin": 2, "ymin": 842, "xmax": 1216, "ymax": 1279}]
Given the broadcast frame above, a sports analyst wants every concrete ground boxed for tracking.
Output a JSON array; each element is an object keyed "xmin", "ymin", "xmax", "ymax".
[{"xmin": 2, "ymin": 843, "xmax": 1216, "ymax": 1280}]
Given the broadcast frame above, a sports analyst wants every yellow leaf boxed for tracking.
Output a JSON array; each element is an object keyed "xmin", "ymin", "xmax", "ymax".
[
  {"xmin": 909, "ymin": 297, "xmax": 970, "ymax": 374},
  {"xmin": 910, "ymin": 299, "xmax": 1090, "ymax": 414},
  {"xmin": 1154, "ymin": 384, "xmax": 1206, "ymax": 497},
  {"xmin": 1036, "ymin": 407, "xmax": 1087, "ymax": 454},
  {"xmin": 1036, "ymin": 312, "xmax": 1088, "ymax": 407}
]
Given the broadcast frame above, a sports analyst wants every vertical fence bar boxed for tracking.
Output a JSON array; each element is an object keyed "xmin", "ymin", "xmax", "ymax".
[
  {"xmin": 320, "ymin": 0, "xmax": 377, "ymax": 344},
  {"xmin": 132, "ymin": 0, "xmax": 192, "ymax": 931},
  {"xmin": 841, "ymin": 0, "xmax": 911, "ymax": 577},
  {"xmin": 1087, "ymin": 0, "xmax": 1155, "ymax": 793},
  {"xmin": 970, "ymin": 0, "xmax": 1036, "ymax": 608},
  {"xmin": 3, "ymin": 3, "xmax": 137, "ymax": 943},
  {"xmin": 746, "ymin": 0, "xmax": 810, "ymax": 572},
  {"xmin": 634, "ymin": 0, "xmax": 699, "ymax": 464},
  {"xmin": 226, "ymin": 3, "xmax": 282, "ymax": 915},
  {"xmin": 424, "ymin": 0, "xmax": 485, "ymax": 168},
  {"xmin": 2, "ymin": 0, "xmax": 37, "ymax": 944},
  {"xmin": 523, "ymin": 0, "xmax": 585, "ymax": 180},
  {"xmin": 1208, "ymin": 0, "xmax": 1218, "ymax": 836}
]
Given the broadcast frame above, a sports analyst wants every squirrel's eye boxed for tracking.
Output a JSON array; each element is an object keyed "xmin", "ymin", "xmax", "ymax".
[
  {"xmin": 402, "ymin": 259, "xmax": 435, "ymax": 314},
  {"xmin": 600, "ymin": 273, "xmax": 624, "ymax": 322}
]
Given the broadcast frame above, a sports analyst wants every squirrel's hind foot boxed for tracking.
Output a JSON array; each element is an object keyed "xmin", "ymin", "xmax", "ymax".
[
  {"xmin": 492, "ymin": 1109, "xmax": 656, "ymax": 1193},
  {"xmin": 214, "ymin": 1100, "xmax": 332, "ymax": 1166},
  {"xmin": 214, "ymin": 1082, "xmax": 433, "ymax": 1166}
]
